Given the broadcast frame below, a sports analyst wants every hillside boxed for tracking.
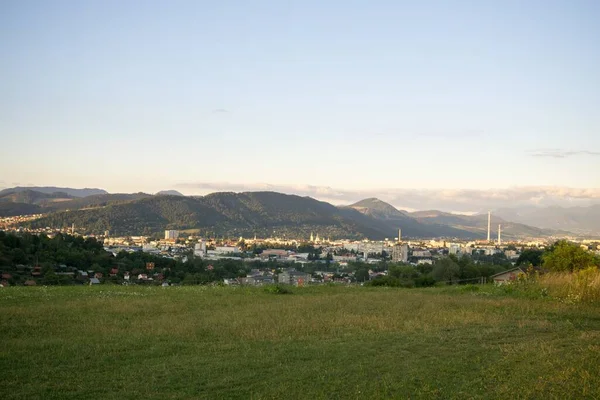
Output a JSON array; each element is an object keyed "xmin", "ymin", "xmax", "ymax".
[
  {"xmin": 0, "ymin": 202, "xmax": 42, "ymax": 217},
  {"xmin": 0, "ymin": 190, "xmax": 74, "ymax": 217},
  {"xmin": 349, "ymin": 198, "xmax": 409, "ymax": 218},
  {"xmin": 156, "ymin": 190, "xmax": 184, "ymax": 196},
  {"xmin": 5, "ymin": 189, "xmax": 567, "ymax": 239},
  {"xmin": 24, "ymin": 192, "xmax": 481, "ymax": 239},
  {"xmin": 346, "ymin": 198, "xmax": 477, "ymax": 238},
  {"xmin": 495, "ymin": 205, "xmax": 600, "ymax": 235},
  {"xmin": 0, "ymin": 190, "xmax": 151, "ymax": 217},
  {"xmin": 410, "ymin": 210, "xmax": 557, "ymax": 239},
  {"xmin": 0, "ymin": 189, "xmax": 74, "ymax": 205},
  {"xmin": 0, "ymin": 186, "xmax": 107, "ymax": 197}
]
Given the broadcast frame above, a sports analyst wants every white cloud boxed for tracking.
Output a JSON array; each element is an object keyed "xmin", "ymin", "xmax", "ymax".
[{"xmin": 529, "ymin": 149, "xmax": 600, "ymax": 158}]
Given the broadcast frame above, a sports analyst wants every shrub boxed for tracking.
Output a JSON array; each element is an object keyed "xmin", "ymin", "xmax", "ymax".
[
  {"xmin": 264, "ymin": 284, "xmax": 293, "ymax": 295},
  {"xmin": 414, "ymin": 275, "xmax": 436, "ymax": 287},
  {"xmin": 460, "ymin": 284, "xmax": 480, "ymax": 292},
  {"xmin": 365, "ymin": 276, "xmax": 401, "ymax": 287},
  {"xmin": 539, "ymin": 267, "xmax": 600, "ymax": 303}
]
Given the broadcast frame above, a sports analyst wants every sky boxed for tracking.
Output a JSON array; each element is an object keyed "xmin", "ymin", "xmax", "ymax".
[{"xmin": 1, "ymin": 0, "xmax": 599, "ymax": 206}]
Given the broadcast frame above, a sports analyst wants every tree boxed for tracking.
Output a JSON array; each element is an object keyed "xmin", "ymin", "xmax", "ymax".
[
  {"xmin": 432, "ymin": 257, "xmax": 460, "ymax": 284},
  {"xmin": 389, "ymin": 265, "xmax": 418, "ymax": 281},
  {"xmin": 516, "ymin": 249, "xmax": 543, "ymax": 267},
  {"xmin": 543, "ymin": 240, "xmax": 598, "ymax": 273},
  {"xmin": 354, "ymin": 267, "xmax": 370, "ymax": 282}
]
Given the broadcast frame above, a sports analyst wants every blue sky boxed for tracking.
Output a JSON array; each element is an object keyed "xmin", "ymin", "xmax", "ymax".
[{"xmin": 1, "ymin": 0, "xmax": 599, "ymax": 196}]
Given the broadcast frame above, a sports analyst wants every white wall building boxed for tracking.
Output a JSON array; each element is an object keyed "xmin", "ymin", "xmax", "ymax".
[
  {"xmin": 164, "ymin": 230, "xmax": 179, "ymax": 240},
  {"xmin": 194, "ymin": 241, "xmax": 207, "ymax": 257}
]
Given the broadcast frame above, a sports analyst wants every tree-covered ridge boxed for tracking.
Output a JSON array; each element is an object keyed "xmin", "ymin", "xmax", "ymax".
[
  {"xmin": 23, "ymin": 192, "xmax": 391, "ymax": 238},
  {"xmin": 24, "ymin": 192, "xmax": 483, "ymax": 239}
]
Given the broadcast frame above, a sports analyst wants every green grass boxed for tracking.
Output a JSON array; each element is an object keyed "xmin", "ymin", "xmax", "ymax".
[{"xmin": 1, "ymin": 285, "xmax": 599, "ymax": 399}]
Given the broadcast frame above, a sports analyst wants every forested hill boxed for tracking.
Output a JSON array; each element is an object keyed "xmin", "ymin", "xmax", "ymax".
[
  {"xmin": 24, "ymin": 192, "xmax": 479, "ymax": 239},
  {"xmin": 0, "ymin": 187, "xmax": 107, "ymax": 197}
]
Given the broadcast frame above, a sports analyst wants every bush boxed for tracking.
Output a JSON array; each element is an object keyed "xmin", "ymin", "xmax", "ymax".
[
  {"xmin": 365, "ymin": 276, "xmax": 401, "ymax": 287},
  {"xmin": 460, "ymin": 284, "xmax": 480, "ymax": 292},
  {"xmin": 264, "ymin": 284, "xmax": 293, "ymax": 295},
  {"xmin": 539, "ymin": 267, "xmax": 600, "ymax": 303},
  {"xmin": 415, "ymin": 275, "xmax": 436, "ymax": 287}
]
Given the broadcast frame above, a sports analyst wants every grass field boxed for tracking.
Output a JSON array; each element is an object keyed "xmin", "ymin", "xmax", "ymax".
[{"xmin": 1, "ymin": 285, "xmax": 599, "ymax": 399}]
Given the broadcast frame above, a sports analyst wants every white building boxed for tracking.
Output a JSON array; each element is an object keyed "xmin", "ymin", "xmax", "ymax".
[
  {"xmin": 213, "ymin": 246, "xmax": 240, "ymax": 254},
  {"xmin": 194, "ymin": 241, "xmax": 207, "ymax": 257},
  {"xmin": 448, "ymin": 244, "xmax": 460, "ymax": 255},
  {"xmin": 164, "ymin": 230, "xmax": 179, "ymax": 240},
  {"xmin": 392, "ymin": 243, "xmax": 409, "ymax": 263}
]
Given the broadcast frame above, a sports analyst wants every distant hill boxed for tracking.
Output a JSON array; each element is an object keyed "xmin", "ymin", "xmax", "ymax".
[
  {"xmin": 346, "ymin": 198, "xmax": 473, "ymax": 238},
  {"xmin": 494, "ymin": 205, "xmax": 600, "ymax": 235},
  {"xmin": 0, "ymin": 189, "xmax": 74, "ymax": 205},
  {"xmin": 409, "ymin": 210, "xmax": 559, "ymax": 239},
  {"xmin": 0, "ymin": 191, "xmax": 150, "ymax": 217},
  {"xmin": 156, "ymin": 190, "xmax": 184, "ymax": 196},
  {"xmin": 0, "ymin": 202, "xmax": 42, "ymax": 217},
  {"xmin": 349, "ymin": 198, "xmax": 409, "ymax": 219},
  {"xmin": 10, "ymin": 190, "xmax": 566, "ymax": 239},
  {"xmin": 23, "ymin": 192, "xmax": 482, "ymax": 239},
  {"xmin": 0, "ymin": 187, "xmax": 107, "ymax": 198}
]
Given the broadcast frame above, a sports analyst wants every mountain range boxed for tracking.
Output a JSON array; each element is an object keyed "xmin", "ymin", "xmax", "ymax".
[
  {"xmin": 0, "ymin": 186, "xmax": 579, "ymax": 239},
  {"xmin": 0, "ymin": 186, "xmax": 107, "ymax": 197},
  {"xmin": 494, "ymin": 205, "xmax": 600, "ymax": 235}
]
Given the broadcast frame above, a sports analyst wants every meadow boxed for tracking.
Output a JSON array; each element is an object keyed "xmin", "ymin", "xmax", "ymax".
[{"xmin": 1, "ymin": 285, "xmax": 599, "ymax": 399}]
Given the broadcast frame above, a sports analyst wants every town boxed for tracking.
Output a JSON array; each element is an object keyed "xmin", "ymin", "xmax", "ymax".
[{"xmin": 2, "ymin": 213, "xmax": 599, "ymax": 288}]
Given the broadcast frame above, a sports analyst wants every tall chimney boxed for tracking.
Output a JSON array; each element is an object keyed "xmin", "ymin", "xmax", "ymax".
[
  {"xmin": 487, "ymin": 211, "xmax": 491, "ymax": 242},
  {"xmin": 398, "ymin": 228, "xmax": 402, "ymax": 243},
  {"xmin": 498, "ymin": 224, "xmax": 501, "ymax": 246}
]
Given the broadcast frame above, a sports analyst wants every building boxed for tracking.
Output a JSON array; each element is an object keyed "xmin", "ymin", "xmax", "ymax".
[
  {"xmin": 490, "ymin": 267, "xmax": 525, "ymax": 283},
  {"xmin": 213, "ymin": 246, "xmax": 240, "ymax": 254},
  {"xmin": 392, "ymin": 243, "xmax": 408, "ymax": 263},
  {"xmin": 261, "ymin": 249, "xmax": 289, "ymax": 259},
  {"xmin": 278, "ymin": 269, "xmax": 311, "ymax": 286},
  {"xmin": 164, "ymin": 230, "xmax": 179, "ymax": 240},
  {"xmin": 194, "ymin": 241, "xmax": 207, "ymax": 257}
]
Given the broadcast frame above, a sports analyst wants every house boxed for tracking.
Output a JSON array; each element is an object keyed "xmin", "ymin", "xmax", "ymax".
[
  {"xmin": 241, "ymin": 275, "xmax": 275, "ymax": 286},
  {"xmin": 278, "ymin": 269, "xmax": 310, "ymax": 286},
  {"xmin": 89, "ymin": 278, "xmax": 101, "ymax": 285},
  {"xmin": 109, "ymin": 268, "xmax": 119, "ymax": 277},
  {"xmin": 261, "ymin": 249, "xmax": 289, "ymax": 259},
  {"xmin": 24, "ymin": 280, "xmax": 37, "ymax": 286},
  {"xmin": 491, "ymin": 267, "xmax": 525, "ymax": 283}
]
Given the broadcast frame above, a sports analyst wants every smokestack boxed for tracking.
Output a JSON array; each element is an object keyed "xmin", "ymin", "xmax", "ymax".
[
  {"xmin": 487, "ymin": 211, "xmax": 491, "ymax": 242},
  {"xmin": 398, "ymin": 228, "xmax": 402, "ymax": 243},
  {"xmin": 71, "ymin": 223, "xmax": 75, "ymax": 235},
  {"xmin": 498, "ymin": 224, "xmax": 501, "ymax": 246}
]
